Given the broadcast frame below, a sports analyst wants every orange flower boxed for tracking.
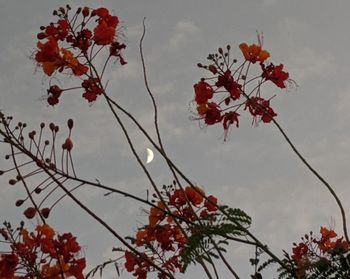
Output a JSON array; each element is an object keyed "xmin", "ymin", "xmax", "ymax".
[
  {"xmin": 35, "ymin": 38, "xmax": 62, "ymax": 76},
  {"xmin": 149, "ymin": 201, "xmax": 166, "ymax": 227},
  {"xmin": 36, "ymin": 39, "xmax": 88, "ymax": 77},
  {"xmin": 317, "ymin": 227, "xmax": 338, "ymax": 252},
  {"xmin": 61, "ymin": 49, "xmax": 88, "ymax": 76},
  {"xmin": 185, "ymin": 186, "xmax": 204, "ymax": 206},
  {"xmin": 239, "ymin": 43, "xmax": 270, "ymax": 63},
  {"xmin": 197, "ymin": 103, "xmax": 208, "ymax": 115},
  {"xmin": 36, "ymin": 224, "xmax": 55, "ymax": 239},
  {"xmin": 320, "ymin": 227, "xmax": 337, "ymax": 239}
]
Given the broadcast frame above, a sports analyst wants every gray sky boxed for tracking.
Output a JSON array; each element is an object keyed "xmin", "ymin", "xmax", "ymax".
[{"xmin": 1, "ymin": 0, "xmax": 350, "ymax": 278}]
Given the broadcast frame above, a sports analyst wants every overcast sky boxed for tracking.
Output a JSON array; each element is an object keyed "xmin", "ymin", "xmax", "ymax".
[{"xmin": 1, "ymin": 0, "xmax": 350, "ymax": 278}]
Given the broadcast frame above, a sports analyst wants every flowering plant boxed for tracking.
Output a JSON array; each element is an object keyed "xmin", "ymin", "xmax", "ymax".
[{"xmin": 0, "ymin": 4, "xmax": 349, "ymax": 279}]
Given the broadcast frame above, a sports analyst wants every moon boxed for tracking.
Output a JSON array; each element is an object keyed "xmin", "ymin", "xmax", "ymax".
[{"xmin": 146, "ymin": 148, "xmax": 154, "ymax": 164}]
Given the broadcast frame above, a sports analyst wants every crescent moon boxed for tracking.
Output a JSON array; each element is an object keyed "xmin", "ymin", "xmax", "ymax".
[{"xmin": 146, "ymin": 148, "xmax": 154, "ymax": 164}]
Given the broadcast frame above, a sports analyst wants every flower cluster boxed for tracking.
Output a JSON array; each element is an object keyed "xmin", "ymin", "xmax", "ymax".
[
  {"xmin": 288, "ymin": 227, "xmax": 350, "ymax": 278},
  {"xmin": 0, "ymin": 222, "xmax": 86, "ymax": 278},
  {"xmin": 192, "ymin": 40, "xmax": 290, "ymax": 139},
  {"xmin": 34, "ymin": 5, "xmax": 126, "ymax": 105},
  {"xmin": 124, "ymin": 184, "xmax": 219, "ymax": 279}
]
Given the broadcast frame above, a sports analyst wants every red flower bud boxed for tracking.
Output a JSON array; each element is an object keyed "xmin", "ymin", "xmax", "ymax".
[
  {"xmin": 49, "ymin": 123, "xmax": 55, "ymax": 131},
  {"xmin": 24, "ymin": 207, "xmax": 36, "ymax": 219},
  {"xmin": 37, "ymin": 32, "xmax": 47, "ymax": 40},
  {"xmin": 41, "ymin": 208, "xmax": 50, "ymax": 219},
  {"xmin": 34, "ymin": 187, "xmax": 42, "ymax": 194},
  {"xmin": 63, "ymin": 138, "xmax": 73, "ymax": 151},
  {"xmin": 82, "ymin": 7, "xmax": 90, "ymax": 17},
  {"xmin": 15, "ymin": 199, "xmax": 24, "ymax": 207},
  {"xmin": 48, "ymin": 85, "xmax": 62, "ymax": 98},
  {"xmin": 9, "ymin": 179, "xmax": 17, "ymax": 186}
]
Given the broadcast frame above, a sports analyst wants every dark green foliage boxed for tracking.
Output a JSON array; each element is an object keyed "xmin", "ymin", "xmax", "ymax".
[
  {"xmin": 180, "ymin": 206, "xmax": 252, "ymax": 271},
  {"xmin": 277, "ymin": 249, "xmax": 350, "ymax": 279}
]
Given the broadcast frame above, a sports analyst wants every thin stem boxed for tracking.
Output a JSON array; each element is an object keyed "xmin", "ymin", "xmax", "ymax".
[{"xmin": 272, "ymin": 118, "xmax": 349, "ymax": 243}]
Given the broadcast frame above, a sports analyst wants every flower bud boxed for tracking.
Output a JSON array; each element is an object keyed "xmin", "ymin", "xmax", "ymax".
[
  {"xmin": 0, "ymin": 229, "xmax": 8, "ymax": 240},
  {"xmin": 208, "ymin": 65, "xmax": 217, "ymax": 74},
  {"xmin": 37, "ymin": 32, "xmax": 47, "ymax": 40},
  {"xmin": 15, "ymin": 199, "xmax": 24, "ymax": 207},
  {"xmin": 48, "ymin": 85, "xmax": 62, "ymax": 98},
  {"xmin": 28, "ymin": 131, "xmax": 36, "ymax": 139},
  {"xmin": 9, "ymin": 179, "xmax": 17, "ymax": 186},
  {"xmin": 82, "ymin": 7, "xmax": 90, "ymax": 17},
  {"xmin": 34, "ymin": 187, "xmax": 42, "ymax": 194},
  {"xmin": 63, "ymin": 138, "xmax": 73, "ymax": 151},
  {"xmin": 41, "ymin": 208, "xmax": 50, "ymax": 219},
  {"xmin": 67, "ymin": 119, "xmax": 74, "ymax": 129},
  {"xmin": 24, "ymin": 207, "xmax": 36, "ymax": 219}
]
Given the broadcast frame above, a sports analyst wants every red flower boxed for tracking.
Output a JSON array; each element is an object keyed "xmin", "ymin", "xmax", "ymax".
[
  {"xmin": 125, "ymin": 250, "xmax": 137, "ymax": 272},
  {"xmin": 223, "ymin": 111, "xmax": 240, "ymax": 131},
  {"xmin": 0, "ymin": 254, "xmax": 18, "ymax": 277},
  {"xmin": 204, "ymin": 102, "xmax": 222, "ymax": 125},
  {"xmin": 262, "ymin": 63, "xmax": 289, "ymax": 88},
  {"xmin": 47, "ymin": 85, "xmax": 62, "ymax": 106},
  {"xmin": 245, "ymin": 97, "xmax": 277, "ymax": 123},
  {"xmin": 94, "ymin": 21, "xmax": 116, "ymax": 45},
  {"xmin": 69, "ymin": 29, "xmax": 93, "ymax": 53},
  {"xmin": 94, "ymin": 8, "xmax": 110, "ymax": 18},
  {"xmin": 93, "ymin": 8, "xmax": 119, "ymax": 45},
  {"xmin": 149, "ymin": 202, "xmax": 166, "ymax": 227},
  {"xmin": 194, "ymin": 81, "xmax": 214, "ymax": 104},
  {"xmin": 215, "ymin": 70, "xmax": 241, "ymax": 100},
  {"xmin": 169, "ymin": 189, "xmax": 187, "ymax": 207},
  {"xmin": 110, "ymin": 42, "xmax": 127, "ymax": 65},
  {"xmin": 37, "ymin": 19, "xmax": 69, "ymax": 41},
  {"xmin": 124, "ymin": 251, "xmax": 151, "ymax": 279},
  {"xmin": 82, "ymin": 77, "xmax": 103, "ymax": 102},
  {"xmin": 204, "ymin": 195, "xmax": 218, "ymax": 212},
  {"xmin": 292, "ymin": 243, "xmax": 309, "ymax": 261}
]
